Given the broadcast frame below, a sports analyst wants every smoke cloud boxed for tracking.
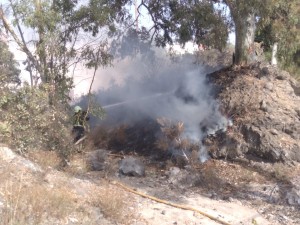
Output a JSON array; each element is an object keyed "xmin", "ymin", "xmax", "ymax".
[
  {"xmin": 76, "ymin": 40, "xmax": 230, "ymax": 161},
  {"xmin": 102, "ymin": 49, "xmax": 226, "ymax": 126}
]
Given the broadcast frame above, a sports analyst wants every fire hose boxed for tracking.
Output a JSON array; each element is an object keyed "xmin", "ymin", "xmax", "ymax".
[{"xmin": 111, "ymin": 180, "xmax": 231, "ymax": 225}]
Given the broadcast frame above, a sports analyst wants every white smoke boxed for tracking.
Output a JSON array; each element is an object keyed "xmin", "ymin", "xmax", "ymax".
[{"xmin": 78, "ymin": 44, "xmax": 229, "ymax": 162}]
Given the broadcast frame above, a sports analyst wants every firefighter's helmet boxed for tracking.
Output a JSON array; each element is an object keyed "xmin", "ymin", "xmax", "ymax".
[{"xmin": 74, "ymin": 105, "xmax": 82, "ymax": 113}]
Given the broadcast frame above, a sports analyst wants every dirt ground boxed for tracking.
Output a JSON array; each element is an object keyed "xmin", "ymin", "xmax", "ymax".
[
  {"xmin": 70, "ymin": 150, "xmax": 300, "ymax": 225},
  {"xmin": 1, "ymin": 140, "xmax": 299, "ymax": 225}
]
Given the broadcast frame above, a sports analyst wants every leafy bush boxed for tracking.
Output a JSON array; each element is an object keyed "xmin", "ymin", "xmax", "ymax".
[{"xmin": 0, "ymin": 84, "xmax": 74, "ymax": 161}]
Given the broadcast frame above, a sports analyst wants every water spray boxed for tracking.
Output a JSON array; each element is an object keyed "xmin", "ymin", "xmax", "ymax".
[{"xmin": 102, "ymin": 91, "xmax": 174, "ymax": 109}]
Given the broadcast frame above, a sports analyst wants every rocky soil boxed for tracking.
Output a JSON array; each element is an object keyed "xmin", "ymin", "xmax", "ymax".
[{"xmin": 207, "ymin": 63, "xmax": 300, "ymax": 163}]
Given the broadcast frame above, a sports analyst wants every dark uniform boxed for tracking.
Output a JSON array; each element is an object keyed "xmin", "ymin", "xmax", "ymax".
[{"xmin": 72, "ymin": 107, "xmax": 89, "ymax": 143}]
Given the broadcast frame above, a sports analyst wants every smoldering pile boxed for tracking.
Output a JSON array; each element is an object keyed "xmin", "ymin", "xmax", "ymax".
[{"xmin": 81, "ymin": 48, "xmax": 231, "ymax": 165}]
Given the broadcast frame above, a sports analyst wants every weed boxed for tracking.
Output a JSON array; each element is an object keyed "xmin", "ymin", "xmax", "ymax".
[
  {"xmin": 90, "ymin": 183, "xmax": 138, "ymax": 224},
  {"xmin": 26, "ymin": 150, "xmax": 61, "ymax": 169},
  {"xmin": 0, "ymin": 174, "xmax": 75, "ymax": 225},
  {"xmin": 272, "ymin": 163, "xmax": 294, "ymax": 182}
]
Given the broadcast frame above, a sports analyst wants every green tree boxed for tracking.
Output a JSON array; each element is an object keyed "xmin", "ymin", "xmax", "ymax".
[
  {"xmin": 0, "ymin": 40, "xmax": 21, "ymax": 86},
  {"xmin": 127, "ymin": 0, "xmax": 298, "ymax": 67},
  {"xmin": 133, "ymin": 1, "xmax": 228, "ymax": 50},
  {"xmin": 256, "ymin": 0, "xmax": 300, "ymax": 74},
  {"xmin": 0, "ymin": 0, "xmax": 128, "ymax": 105},
  {"xmin": 117, "ymin": 0, "xmax": 261, "ymax": 65}
]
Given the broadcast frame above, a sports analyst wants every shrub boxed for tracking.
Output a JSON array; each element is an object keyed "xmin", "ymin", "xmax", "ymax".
[{"xmin": 0, "ymin": 84, "xmax": 74, "ymax": 161}]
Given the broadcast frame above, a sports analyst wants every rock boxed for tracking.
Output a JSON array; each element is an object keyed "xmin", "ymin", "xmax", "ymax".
[
  {"xmin": 260, "ymin": 100, "xmax": 269, "ymax": 112},
  {"xmin": 295, "ymin": 109, "xmax": 300, "ymax": 118},
  {"xmin": 264, "ymin": 82, "xmax": 273, "ymax": 91},
  {"xmin": 87, "ymin": 149, "xmax": 107, "ymax": 171},
  {"xmin": 119, "ymin": 157, "xmax": 145, "ymax": 177},
  {"xmin": 167, "ymin": 167, "xmax": 201, "ymax": 188},
  {"xmin": 276, "ymin": 71, "xmax": 290, "ymax": 80},
  {"xmin": 291, "ymin": 82, "xmax": 300, "ymax": 96},
  {"xmin": 285, "ymin": 188, "xmax": 300, "ymax": 206},
  {"xmin": 0, "ymin": 146, "xmax": 17, "ymax": 161},
  {"xmin": 168, "ymin": 167, "xmax": 181, "ymax": 177},
  {"xmin": 207, "ymin": 65, "xmax": 300, "ymax": 164},
  {"xmin": 261, "ymin": 67, "xmax": 269, "ymax": 75},
  {"xmin": 270, "ymin": 129, "xmax": 279, "ymax": 135},
  {"xmin": 0, "ymin": 146, "xmax": 42, "ymax": 172}
]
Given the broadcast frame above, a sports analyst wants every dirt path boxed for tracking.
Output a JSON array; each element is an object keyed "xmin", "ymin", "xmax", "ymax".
[
  {"xmin": 121, "ymin": 183, "xmax": 272, "ymax": 225},
  {"xmin": 105, "ymin": 176, "xmax": 268, "ymax": 225}
]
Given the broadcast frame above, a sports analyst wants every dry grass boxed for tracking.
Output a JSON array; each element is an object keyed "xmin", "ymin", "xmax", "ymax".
[
  {"xmin": 272, "ymin": 162, "xmax": 299, "ymax": 182},
  {"xmin": 0, "ymin": 174, "xmax": 75, "ymax": 225},
  {"xmin": 197, "ymin": 160, "xmax": 268, "ymax": 191},
  {"xmin": 157, "ymin": 118, "xmax": 184, "ymax": 140},
  {"xmin": 63, "ymin": 153, "xmax": 90, "ymax": 176},
  {"xmin": 90, "ymin": 182, "xmax": 139, "ymax": 225},
  {"xmin": 26, "ymin": 150, "xmax": 61, "ymax": 169},
  {"xmin": 156, "ymin": 117, "xmax": 187, "ymax": 152}
]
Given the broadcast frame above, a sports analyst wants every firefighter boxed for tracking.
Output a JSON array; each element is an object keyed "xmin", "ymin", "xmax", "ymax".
[{"xmin": 72, "ymin": 105, "xmax": 90, "ymax": 143}]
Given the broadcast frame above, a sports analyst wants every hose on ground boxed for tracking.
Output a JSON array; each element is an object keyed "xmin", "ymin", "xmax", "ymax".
[{"xmin": 112, "ymin": 180, "xmax": 231, "ymax": 225}]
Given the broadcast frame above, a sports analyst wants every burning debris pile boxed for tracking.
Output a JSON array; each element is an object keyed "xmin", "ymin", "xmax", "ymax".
[
  {"xmin": 87, "ymin": 61, "xmax": 300, "ymax": 166},
  {"xmin": 206, "ymin": 63, "xmax": 300, "ymax": 163},
  {"xmin": 90, "ymin": 117, "xmax": 204, "ymax": 167},
  {"xmin": 80, "ymin": 49, "xmax": 235, "ymax": 166}
]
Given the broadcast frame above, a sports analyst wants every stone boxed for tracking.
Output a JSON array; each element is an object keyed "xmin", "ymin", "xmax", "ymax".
[
  {"xmin": 260, "ymin": 100, "xmax": 269, "ymax": 112},
  {"xmin": 261, "ymin": 67, "xmax": 269, "ymax": 75},
  {"xmin": 295, "ymin": 109, "xmax": 300, "ymax": 118},
  {"xmin": 264, "ymin": 82, "xmax": 273, "ymax": 91},
  {"xmin": 286, "ymin": 189, "xmax": 300, "ymax": 206},
  {"xmin": 291, "ymin": 82, "xmax": 300, "ymax": 96},
  {"xmin": 86, "ymin": 149, "xmax": 107, "ymax": 171},
  {"xmin": 270, "ymin": 129, "xmax": 279, "ymax": 135},
  {"xmin": 0, "ymin": 146, "xmax": 17, "ymax": 161},
  {"xmin": 168, "ymin": 167, "xmax": 181, "ymax": 177},
  {"xmin": 119, "ymin": 157, "xmax": 145, "ymax": 177}
]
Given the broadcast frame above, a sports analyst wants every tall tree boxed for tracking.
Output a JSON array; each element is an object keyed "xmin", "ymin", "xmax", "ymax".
[
  {"xmin": 0, "ymin": 0, "xmax": 130, "ymax": 104},
  {"xmin": 119, "ymin": 0, "xmax": 258, "ymax": 65},
  {"xmin": 256, "ymin": 0, "xmax": 300, "ymax": 69},
  {"xmin": 0, "ymin": 39, "xmax": 20, "ymax": 86},
  {"xmin": 129, "ymin": 0, "xmax": 297, "ymax": 66}
]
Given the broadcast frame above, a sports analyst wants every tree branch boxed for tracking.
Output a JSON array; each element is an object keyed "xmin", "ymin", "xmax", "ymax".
[
  {"xmin": 8, "ymin": 0, "xmax": 34, "ymax": 86},
  {"xmin": 0, "ymin": 7, "xmax": 43, "ymax": 76}
]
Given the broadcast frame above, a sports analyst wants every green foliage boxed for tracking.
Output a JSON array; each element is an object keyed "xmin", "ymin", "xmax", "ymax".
[
  {"xmin": 80, "ymin": 41, "xmax": 113, "ymax": 69},
  {"xmin": 86, "ymin": 94, "xmax": 106, "ymax": 119},
  {"xmin": 0, "ymin": 85, "xmax": 74, "ymax": 159},
  {"xmin": 135, "ymin": 1, "xmax": 228, "ymax": 50},
  {"xmin": 256, "ymin": 0, "xmax": 300, "ymax": 77},
  {"xmin": 4, "ymin": 0, "xmax": 130, "ymax": 104},
  {"xmin": 0, "ymin": 40, "xmax": 21, "ymax": 85}
]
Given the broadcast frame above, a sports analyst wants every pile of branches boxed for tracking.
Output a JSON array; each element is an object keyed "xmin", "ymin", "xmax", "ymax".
[{"xmin": 91, "ymin": 117, "xmax": 200, "ymax": 166}]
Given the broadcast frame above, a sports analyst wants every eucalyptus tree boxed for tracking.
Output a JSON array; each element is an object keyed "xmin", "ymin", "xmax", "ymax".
[
  {"xmin": 0, "ymin": 40, "xmax": 20, "ymax": 86},
  {"xmin": 256, "ymin": 0, "xmax": 300, "ymax": 69},
  {"xmin": 128, "ymin": 0, "xmax": 298, "ymax": 67},
  {"xmin": 0, "ymin": 0, "xmax": 130, "ymax": 104}
]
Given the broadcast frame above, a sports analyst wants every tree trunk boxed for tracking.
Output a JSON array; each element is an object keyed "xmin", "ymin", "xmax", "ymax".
[
  {"xmin": 35, "ymin": 0, "xmax": 48, "ymax": 83},
  {"xmin": 0, "ymin": 7, "xmax": 43, "ymax": 75},
  {"xmin": 271, "ymin": 42, "xmax": 278, "ymax": 66},
  {"xmin": 234, "ymin": 13, "xmax": 256, "ymax": 65},
  {"xmin": 225, "ymin": 0, "xmax": 257, "ymax": 66}
]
